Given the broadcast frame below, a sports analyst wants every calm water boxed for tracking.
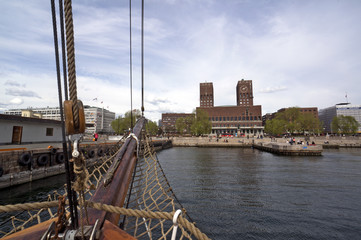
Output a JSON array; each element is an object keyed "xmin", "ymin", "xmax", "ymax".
[
  {"xmin": 1, "ymin": 148, "xmax": 361, "ymax": 239},
  {"xmin": 157, "ymin": 148, "xmax": 361, "ymax": 240}
]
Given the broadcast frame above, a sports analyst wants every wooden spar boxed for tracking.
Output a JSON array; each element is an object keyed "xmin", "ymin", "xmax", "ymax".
[{"xmin": 86, "ymin": 117, "xmax": 146, "ymax": 226}]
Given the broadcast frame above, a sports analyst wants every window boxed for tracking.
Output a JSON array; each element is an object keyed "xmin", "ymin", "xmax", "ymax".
[
  {"xmin": 223, "ymin": 117, "xmax": 226, "ymax": 121},
  {"xmin": 216, "ymin": 117, "xmax": 218, "ymax": 121},
  {"xmin": 46, "ymin": 128, "xmax": 54, "ymax": 136}
]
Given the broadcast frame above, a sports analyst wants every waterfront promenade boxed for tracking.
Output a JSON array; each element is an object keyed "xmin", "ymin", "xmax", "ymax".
[{"xmin": 168, "ymin": 135, "xmax": 361, "ymax": 148}]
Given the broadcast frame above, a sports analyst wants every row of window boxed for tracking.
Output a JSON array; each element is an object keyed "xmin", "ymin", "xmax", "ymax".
[
  {"xmin": 240, "ymin": 93, "xmax": 252, "ymax": 98},
  {"xmin": 210, "ymin": 116, "xmax": 261, "ymax": 121},
  {"xmin": 212, "ymin": 123, "xmax": 261, "ymax": 128},
  {"xmin": 212, "ymin": 129, "xmax": 262, "ymax": 134}
]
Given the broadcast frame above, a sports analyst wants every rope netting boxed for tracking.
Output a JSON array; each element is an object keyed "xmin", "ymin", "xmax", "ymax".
[
  {"xmin": 0, "ymin": 133, "xmax": 210, "ymax": 240},
  {"xmin": 119, "ymin": 134, "xmax": 209, "ymax": 239},
  {"xmin": 0, "ymin": 140, "xmax": 123, "ymax": 238}
]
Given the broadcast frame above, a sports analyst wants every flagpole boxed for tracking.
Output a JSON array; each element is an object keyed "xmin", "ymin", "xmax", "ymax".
[
  {"xmin": 101, "ymin": 101, "xmax": 104, "ymax": 131},
  {"xmin": 345, "ymin": 92, "xmax": 348, "ymax": 104}
]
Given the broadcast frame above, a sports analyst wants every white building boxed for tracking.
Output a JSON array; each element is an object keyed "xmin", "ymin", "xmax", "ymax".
[
  {"xmin": 0, "ymin": 114, "xmax": 62, "ymax": 144},
  {"xmin": 4, "ymin": 106, "xmax": 116, "ymax": 134},
  {"xmin": 319, "ymin": 103, "xmax": 361, "ymax": 133}
]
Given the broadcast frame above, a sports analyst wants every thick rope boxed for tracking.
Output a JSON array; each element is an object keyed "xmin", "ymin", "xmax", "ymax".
[
  {"xmin": 0, "ymin": 201, "xmax": 60, "ymax": 213},
  {"xmin": 0, "ymin": 200, "xmax": 210, "ymax": 240},
  {"xmin": 64, "ymin": 0, "xmax": 79, "ymax": 128},
  {"xmin": 86, "ymin": 201, "xmax": 211, "ymax": 240}
]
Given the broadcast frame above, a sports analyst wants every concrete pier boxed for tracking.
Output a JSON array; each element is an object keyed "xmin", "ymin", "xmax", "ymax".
[{"xmin": 253, "ymin": 142, "xmax": 323, "ymax": 156}]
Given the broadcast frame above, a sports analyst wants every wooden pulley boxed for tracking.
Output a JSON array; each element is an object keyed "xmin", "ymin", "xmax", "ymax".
[{"xmin": 64, "ymin": 100, "xmax": 86, "ymax": 135}]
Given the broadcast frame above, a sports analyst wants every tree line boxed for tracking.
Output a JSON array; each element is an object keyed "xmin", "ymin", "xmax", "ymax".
[
  {"xmin": 264, "ymin": 107, "xmax": 359, "ymax": 136},
  {"xmin": 111, "ymin": 109, "xmax": 158, "ymax": 136},
  {"xmin": 175, "ymin": 109, "xmax": 212, "ymax": 135},
  {"xmin": 264, "ymin": 107, "xmax": 323, "ymax": 136}
]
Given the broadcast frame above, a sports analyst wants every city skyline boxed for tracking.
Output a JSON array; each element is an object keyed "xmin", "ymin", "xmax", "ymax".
[{"xmin": 1, "ymin": 0, "xmax": 361, "ymax": 121}]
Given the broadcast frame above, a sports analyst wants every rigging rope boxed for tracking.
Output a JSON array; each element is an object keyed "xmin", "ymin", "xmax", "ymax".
[
  {"xmin": 129, "ymin": 0, "xmax": 134, "ymax": 129},
  {"xmin": 50, "ymin": 0, "xmax": 77, "ymax": 228},
  {"xmin": 141, "ymin": 0, "xmax": 145, "ymax": 116},
  {"xmin": 64, "ymin": 0, "xmax": 79, "ymax": 128}
]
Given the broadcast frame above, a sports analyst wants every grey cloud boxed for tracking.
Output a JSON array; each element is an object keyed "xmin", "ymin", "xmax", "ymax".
[
  {"xmin": 258, "ymin": 86, "xmax": 287, "ymax": 93},
  {"xmin": 5, "ymin": 88, "xmax": 41, "ymax": 98},
  {"xmin": 5, "ymin": 80, "xmax": 25, "ymax": 87},
  {"xmin": 146, "ymin": 98, "xmax": 171, "ymax": 106}
]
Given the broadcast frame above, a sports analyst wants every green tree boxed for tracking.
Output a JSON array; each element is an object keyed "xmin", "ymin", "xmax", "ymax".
[
  {"xmin": 276, "ymin": 107, "xmax": 302, "ymax": 134},
  {"xmin": 175, "ymin": 117, "xmax": 186, "ymax": 134},
  {"xmin": 146, "ymin": 120, "xmax": 158, "ymax": 136},
  {"xmin": 111, "ymin": 116, "xmax": 123, "ymax": 134},
  {"xmin": 300, "ymin": 113, "xmax": 323, "ymax": 135},
  {"xmin": 111, "ymin": 109, "xmax": 141, "ymax": 134},
  {"xmin": 190, "ymin": 109, "xmax": 212, "ymax": 135},
  {"xmin": 264, "ymin": 119, "xmax": 287, "ymax": 136},
  {"xmin": 332, "ymin": 115, "xmax": 360, "ymax": 134}
]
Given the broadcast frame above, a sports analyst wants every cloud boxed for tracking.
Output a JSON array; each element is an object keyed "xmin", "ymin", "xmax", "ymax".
[
  {"xmin": 258, "ymin": 86, "xmax": 287, "ymax": 93},
  {"xmin": 5, "ymin": 88, "xmax": 41, "ymax": 98},
  {"xmin": 5, "ymin": 80, "xmax": 25, "ymax": 87},
  {"xmin": 1, "ymin": 0, "xmax": 361, "ymax": 122},
  {"xmin": 9, "ymin": 97, "xmax": 24, "ymax": 105},
  {"xmin": 146, "ymin": 97, "xmax": 171, "ymax": 106}
]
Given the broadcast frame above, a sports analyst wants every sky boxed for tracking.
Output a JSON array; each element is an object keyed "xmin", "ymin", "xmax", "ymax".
[{"xmin": 1, "ymin": 0, "xmax": 361, "ymax": 122}]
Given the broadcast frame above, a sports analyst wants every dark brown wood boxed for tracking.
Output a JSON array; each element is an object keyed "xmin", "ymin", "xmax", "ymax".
[
  {"xmin": 12, "ymin": 126, "xmax": 23, "ymax": 144},
  {"xmin": 64, "ymin": 100, "xmax": 85, "ymax": 135},
  {"xmin": 2, "ymin": 218, "xmax": 56, "ymax": 240},
  {"xmin": 86, "ymin": 117, "xmax": 146, "ymax": 226},
  {"xmin": 100, "ymin": 220, "xmax": 136, "ymax": 240}
]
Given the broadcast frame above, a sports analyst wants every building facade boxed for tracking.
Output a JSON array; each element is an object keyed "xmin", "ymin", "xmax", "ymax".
[
  {"xmin": 200, "ymin": 82, "xmax": 214, "ymax": 108},
  {"xmin": 4, "ymin": 106, "xmax": 116, "ymax": 134},
  {"xmin": 236, "ymin": 80, "xmax": 253, "ymax": 106},
  {"xmin": 262, "ymin": 107, "xmax": 319, "ymax": 126},
  {"xmin": 161, "ymin": 113, "xmax": 194, "ymax": 134},
  {"xmin": 0, "ymin": 114, "xmax": 62, "ymax": 144},
  {"xmin": 197, "ymin": 80, "xmax": 264, "ymax": 137},
  {"xmin": 319, "ymin": 103, "xmax": 361, "ymax": 133}
]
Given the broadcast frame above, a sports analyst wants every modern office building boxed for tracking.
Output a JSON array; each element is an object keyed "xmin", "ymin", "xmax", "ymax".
[
  {"xmin": 319, "ymin": 103, "xmax": 361, "ymax": 133},
  {"xmin": 4, "ymin": 106, "xmax": 116, "ymax": 134},
  {"xmin": 197, "ymin": 79, "xmax": 264, "ymax": 137}
]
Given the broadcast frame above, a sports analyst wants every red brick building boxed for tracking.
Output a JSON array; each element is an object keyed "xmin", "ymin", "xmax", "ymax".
[
  {"xmin": 262, "ymin": 107, "xmax": 319, "ymax": 125},
  {"xmin": 161, "ymin": 113, "xmax": 194, "ymax": 134},
  {"xmin": 197, "ymin": 79, "xmax": 264, "ymax": 137}
]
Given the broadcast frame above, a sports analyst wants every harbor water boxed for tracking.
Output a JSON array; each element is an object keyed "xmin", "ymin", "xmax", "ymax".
[
  {"xmin": 157, "ymin": 147, "xmax": 361, "ymax": 240},
  {"xmin": 1, "ymin": 147, "xmax": 361, "ymax": 239}
]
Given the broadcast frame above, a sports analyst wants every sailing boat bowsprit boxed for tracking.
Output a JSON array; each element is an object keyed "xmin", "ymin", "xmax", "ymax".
[{"xmin": 0, "ymin": 0, "xmax": 210, "ymax": 239}]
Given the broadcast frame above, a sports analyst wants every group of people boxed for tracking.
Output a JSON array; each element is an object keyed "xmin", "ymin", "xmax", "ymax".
[{"xmin": 287, "ymin": 138, "xmax": 315, "ymax": 146}]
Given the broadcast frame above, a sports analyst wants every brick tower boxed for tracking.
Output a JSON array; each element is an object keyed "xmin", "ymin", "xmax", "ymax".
[
  {"xmin": 236, "ymin": 79, "xmax": 253, "ymax": 106},
  {"xmin": 200, "ymin": 82, "xmax": 214, "ymax": 108}
]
